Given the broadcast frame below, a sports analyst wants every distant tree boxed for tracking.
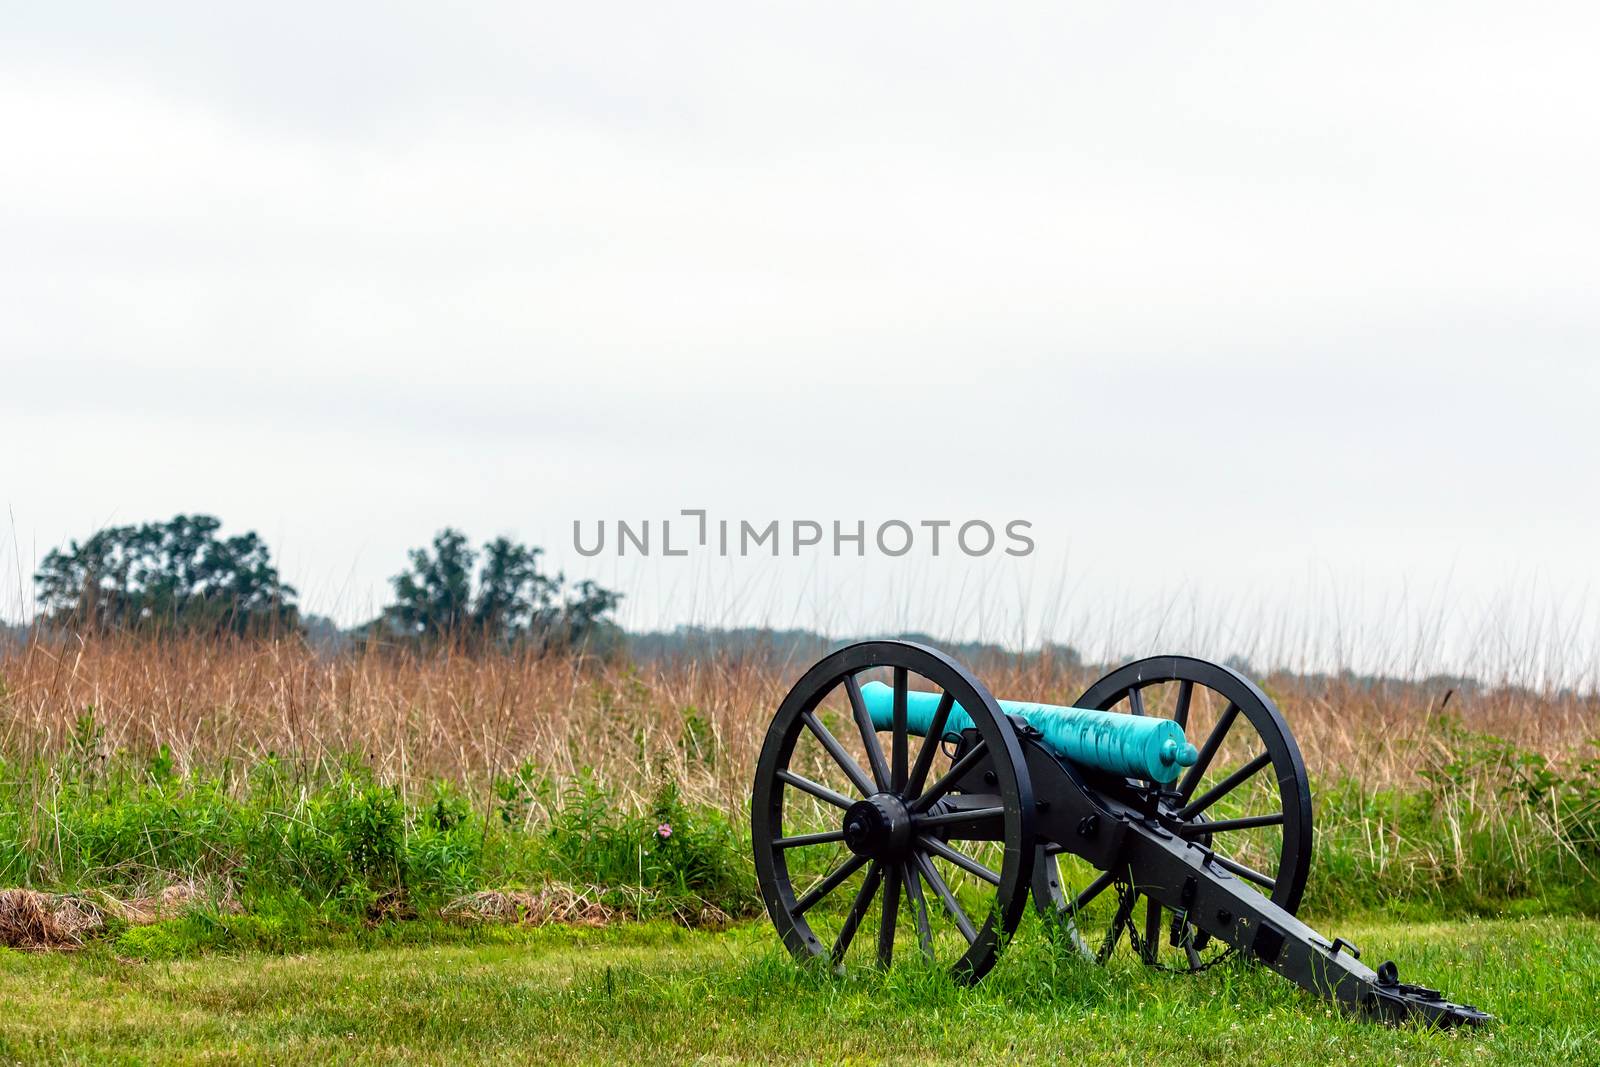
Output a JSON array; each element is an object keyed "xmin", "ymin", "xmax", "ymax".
[
  {"xmin": 300, "ymin": 613, "xmax": 353, "ymax": 655},
  {"xmin": 387, "ymin": 529, "xmax": 477, "ymax": 639},
  {"xmin": 383, "ymin": 529, "xmax": 620, "ymax": 652},
  {"xmin": 35, "ymin": 515, "xmax": 298, "ymax": 636},
  {"xmin": 474, "ymin": 537, "xmax": 560, "ymax": 638},
  {"xmin": 546, "ymin": 579, "xmax": 624, "ymax": 651}
]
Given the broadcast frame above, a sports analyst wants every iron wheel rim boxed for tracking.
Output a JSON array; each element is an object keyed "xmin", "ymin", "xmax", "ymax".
[
  {"xmin": 752, "ymin": 640, "xmax": 1035, "ymax": 983},
  {"xmin": 1033, "ymin": 655, "xmax": 1313, "ymax": 970}
]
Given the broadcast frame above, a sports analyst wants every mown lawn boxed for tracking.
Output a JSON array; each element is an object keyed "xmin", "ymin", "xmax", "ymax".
[{"xmin": 0, "ymin": 916, "xmax": 1595, "ymax": 1065}]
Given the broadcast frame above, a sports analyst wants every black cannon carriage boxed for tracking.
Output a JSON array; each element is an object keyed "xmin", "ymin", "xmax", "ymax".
[{"xmin": 750, "ymin": 640, "xmax": 1490, "ymax": 1027}]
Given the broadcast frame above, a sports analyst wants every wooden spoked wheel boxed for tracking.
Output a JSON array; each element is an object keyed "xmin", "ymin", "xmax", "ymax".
[
  {"xmin": 752, "ymin": 640, "xmax": 1035, "ymax": 982},
  {"xmin": 1032, "ymin": 656, "xmax": 1313, "ymax": 971}
]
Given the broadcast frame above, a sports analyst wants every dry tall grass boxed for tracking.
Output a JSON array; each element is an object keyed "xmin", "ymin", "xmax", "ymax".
[{"xmin": 1, "ymin": 635, "xmax": 1594, "ymax": 811}]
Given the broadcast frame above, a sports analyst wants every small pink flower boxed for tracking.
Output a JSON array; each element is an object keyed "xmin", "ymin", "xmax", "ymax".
[{"xmin": 657, "ymin": 822, "xmax": 673, "ymax": 839}]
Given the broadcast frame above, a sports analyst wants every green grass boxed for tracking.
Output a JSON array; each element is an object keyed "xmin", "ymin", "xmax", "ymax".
[
  {"xmin": 1, "ymin": 735, "xmax": 1595, "ymax": 1063},
  {"xmin": 0, "ymin": 753, "xmax": 756, "ymax": 926},
  {"xmin": 1, "ymin": 916, "xmax": 1595, "ymax": 1064},
  {"xmin": 4, "ymin": 743, "xmax": 1596, "ymax": 939}
]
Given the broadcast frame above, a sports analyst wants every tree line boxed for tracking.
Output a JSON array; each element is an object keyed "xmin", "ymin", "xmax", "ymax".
[{"xmin": 33, "ymin": 515, "xmax": 621, "ymax": 651}]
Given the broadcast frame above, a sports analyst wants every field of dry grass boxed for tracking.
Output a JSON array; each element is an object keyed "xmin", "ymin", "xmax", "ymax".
[
  {"xmin": 0, "ymin": 631, "xmax": 1595, "ymax": 976},
  {"xmin": 1, "ymin": 635, "xmax": 1594, "ymax": 808}
]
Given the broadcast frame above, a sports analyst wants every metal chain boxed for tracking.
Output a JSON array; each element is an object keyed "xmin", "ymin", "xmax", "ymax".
[{"xmin": 1114, "ymin": 882, "xmax": 1238, "ymax": 975}]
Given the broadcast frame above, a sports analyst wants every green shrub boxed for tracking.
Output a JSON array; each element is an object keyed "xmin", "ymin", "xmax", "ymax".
[
  {"xmin": 1304, "ymin": 720, "xmax": 1600, "ymax": 917},
  {"xmin": 539, "ymin": 776, "xmax": 751, "ymax": 917},
  {"xmin": 0, "ymin": 752, "xmax": 754, "ymax": 937}
]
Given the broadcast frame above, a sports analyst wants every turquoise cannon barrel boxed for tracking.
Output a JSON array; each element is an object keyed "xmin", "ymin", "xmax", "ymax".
[{"xmin": 859, "ymin": 681, "xmax": 1199, "ymax": 783}]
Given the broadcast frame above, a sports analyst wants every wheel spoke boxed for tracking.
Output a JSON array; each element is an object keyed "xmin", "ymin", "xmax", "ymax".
[
  {"xmin": 917, "ymin": 835, "xmax": 1000, "ymax": 885},
  {"xmin": 1141, "ymin": 896, "xmax": 1161, "ymax": 964},
  {"xmin": 774, "ymin": 828, "xmax": 848, "ymax": 849},
  {"xmin": 830, "ymin": 861, "xmax": 882, "ymax": 964},
  {"xmin": 1178, "ymin": 751, "xmax": 1271, "ymax": 821},
  {"xmin": 802, "ymin": 711, "xmax": 876, "ymax": 798},
  {"xmin": 1098, "ymin": 888, "xmax": 1137, "ymax": 962},
  {"xmin": 912, "ymin": 850, "xmax": 976, "ymax": 944},
  {"xmin": 890, "ymin": 668, "xmax": 909, "ymax": 794},
  {"xmin": 904, "ymin": 691, "xmax": 955, "ymax": 800},
  {"xmin": 844, "ymin": 674, "xmax": 892, "ymax": 792},
  {"xmin": 904, "ymin": 863, "xmax": 934, "ymax": 961},
  {"xmin": 878, "ymin": 863, "xmax": 902, "ymax": 967},
  {"xmin": 778, "ymin": 769, "xmax": 855, "ymax": 812},
  {"xmin": 908, "ymin": 739, "xmax": 989, "ymax": 813},
  {"xmin": 1067, "ymin": 869, "xmax": 1116, "ymax": 915},
  {"xmin": 1126, "ymin": 686, "xmax": 1146, "ymax": 716},
  {"xmin": 1177, "ymin": 702, "xmax": 1239, "ymax": 800},
  {"xmin": 1172, "ymin": 680, "xmax": 1193, "ymax": 730},
  {"xmin": 1210, "ymin": 851, "xmax": 1276, "ymax": 891},
  {"xmin": 1175, "ymin": 811, "xmax": 1284, "ymax": 837},
  {"xmin": 913, "ymin": 805, "xmax": 1004, "ymax": 830},
  {"xmin": 794, "ymin": 854, "xmax": 869, "ymax": 915}
]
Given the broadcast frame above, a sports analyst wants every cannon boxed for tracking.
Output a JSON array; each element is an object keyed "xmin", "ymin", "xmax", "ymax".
[{"xmin": 750, "ymin": 640, "xmax": 1490, "ymax": 1027}]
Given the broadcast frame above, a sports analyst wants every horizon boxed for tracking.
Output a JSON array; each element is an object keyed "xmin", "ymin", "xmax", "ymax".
[{"xmin": 5, "ymin": 531, "xmax": 1594, "ymax": 693}]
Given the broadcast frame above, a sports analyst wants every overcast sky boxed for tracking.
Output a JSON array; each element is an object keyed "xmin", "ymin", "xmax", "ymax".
[{"xmin": 2, "ymin": 3, "xmax": 1597, "ymax": 684}]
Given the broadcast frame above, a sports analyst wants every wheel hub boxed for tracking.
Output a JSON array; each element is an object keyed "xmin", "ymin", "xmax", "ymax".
[{"xmin": 841, "ymin": 794, "xmax": 913, "ymax": 860}]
